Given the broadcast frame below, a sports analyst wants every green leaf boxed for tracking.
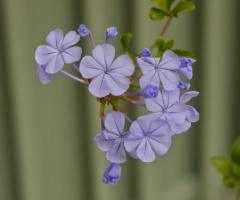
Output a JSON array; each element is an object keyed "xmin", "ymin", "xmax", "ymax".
[
  {"xmin": 231, "ymin": 136, "xmax": 240, "ymax": 165},
  {"xmin": 151, "ymin": 0, "xmax": 169, "ymax": 12},
  {"xmin": 155, "ymin": 36, "xmax": 165, "ymax": 52},
  {"xmin": 149, "ymin": 7, "xmax": 167, "ymax": 21},
  {"xmin": 223, "ymin": 176, "xmax": 236, "ymax": 188},
  {"xmin": 121, "ymin": 33, "xmax": 133, "ymax": 51},
  {"xmin": 163, "ymin": 40, "xmax": 174, "ymax": 51},
  {"xmin": 167, "ymin": 0, "xmax": 176, "ymax": 10},
  {"xmin": 172, "ymin": 49, "xmax": 197, "ymax": 60},
  {"xmin": 171, "ymin": 1, "xmax": 196, "ymax": 17},
  {"xmin": 232, "ymin": 162, "xmax": 240, "ymax": 178},
  {"xmin": 211, "ymin": 156, "xmax": 233, "ymax": 177}
]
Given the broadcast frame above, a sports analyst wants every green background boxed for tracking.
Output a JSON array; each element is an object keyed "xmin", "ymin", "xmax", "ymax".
[{"xmin": 0, "ymin": 0, "xmax": 239, "ymax": 199}]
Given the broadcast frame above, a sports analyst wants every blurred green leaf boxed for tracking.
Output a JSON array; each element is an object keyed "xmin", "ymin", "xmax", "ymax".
[
  {"xmin": 223, "ymin": 176, "xmax": 237, "ymax": 188},
  {"xmin": 149, "ymin": 7, "xmax": 167, "ymax": 21},
  {"xmin": 172, "ymin": 49, "xmax": 196, "ymax": 59},
  {"xmin": 155, "ymin": 36, "xmax": 165, "ymax": 52},
  {"xmin": 231, "ymin": 136, "xmax": 240, "ymax": 165},
  {"xmin": 232, "ymin": 162, "xmax": 240, "ymax": 178},
  {"xmin": 121, "ymin": 33, "xmax": 133, "ymax": 51},
  {"xmin": 171, "ymin": 1, "xmax": 195, "ymax": 17},
  {"xmin": 211, "ymin": 156, "xmax": 233, "ymax": 177},
  {"xmin": 167, "ymin": 0, "xmax": 176, "ymax": 9},
  {"xmin": 163, "ymin": 40, "xmax": 174, "ymax": 51},
  {"xmin": 151, "ymin": 0, "xmax": 168, "ymax": 12}
]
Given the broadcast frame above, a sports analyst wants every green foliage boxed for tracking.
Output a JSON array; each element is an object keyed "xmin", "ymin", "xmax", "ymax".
[
  {"xmin": 231, "ymin": 136, "xmax": 240, "ymax": 165},
  {"xmin": 151, "ymin": 0, "xmax": 169, "ymax": 12},
  {"xmin": 171, "ymin": 1, "xmax": 195, "ymax": 17},
  {"xmin": 172, "ymin": 49, "xmax": 196, "ymax": 60},
  {"xmin": 149, "ymin": 7, "xmax": 167, "ymax": 20},
  {"xmin": 211, "ymin": 136, "xmax": 240, "ymax": 189},
  {"xmin": 121, "ymin": 33, "xmax": 133, "ymax": 52},
  {"xmin": 163, "ymin": 40, "xmax": 174, "ymax": 51},
  {"xmin": 155, "ymin": 36, "xmax": 165, "ymax": 51}
]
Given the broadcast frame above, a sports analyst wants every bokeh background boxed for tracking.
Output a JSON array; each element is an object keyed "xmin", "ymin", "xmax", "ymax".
[{"xmin": 0, "ymin": 0, "xmax": 240, "ymax": 200}]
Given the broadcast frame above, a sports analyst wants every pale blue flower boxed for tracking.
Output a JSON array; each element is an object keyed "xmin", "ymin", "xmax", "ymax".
[
  {"xmin": 136, "ymin": 50, "xmax": 181, "ymax": 91},
  {"xmin": 106, "ymin": 27, "xmax": 118, "ymax": 39},
  {"xmin": 141, "ymin": 48, "xmax": 151, "ymax": 57},
  {"xmin": 124, "ymin": 116, "xmax": 172, "ymax": 162},
  {"xmin": 102, "ymin": 163, "xmax": 121, "ymax": 185},
  {"xmin": 77, "ymin": 24, "xmax": 90, "ymax": 37},
  {"xmin": 95, "ymin": 111, "xmax": 128, "ymax": 163},
  {"xmin": 35, "ymin": 28, "xmax": 82, "ymax": 74},
  {"xmin": 177, "ymin": 57, "xmax": 196, "ymax": 79},
  {"xmin": 80, "ymin": 44, "xmax": 135, "ymax": 97}
]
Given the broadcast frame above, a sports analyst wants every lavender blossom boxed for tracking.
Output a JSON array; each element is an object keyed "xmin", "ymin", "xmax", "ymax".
[
  {"xmin": 35, "ymin": 63, "xmax": 53, "ymax": 85},
  {"xmin": 106, "ymin": 27, "xmax": 118, "ymax": 39},
  {"xmin": 124, "ymin": 116, "xmax": 171, "ymax": 162},
  {"xmin": 77, "ymin": 24, "xmax": 90, "ymax": 37},
  {"xmin": 35, "ymin": 28, "xmax": 82, "ymax": 74},
  {"xmin": 141, "ymin": 48, "xmax": 151, "ymax": 57},
  {"xmin": 178, "ymin": 79, "xmax": 190, "ymax": 91},
  {"xmin": 95, "ymin": 111, "xmax": 128, "ymax": 163},
  {"xmin": 177, "ymin": 57, "xmax": 196, "ymax": 79},
  {"xmin": 80, "ymin": 44, "xmax": 135, "ymax": 97},
  {"xmin": 141, "ymin": 85, "xmax": 159, "ymax": 98},
  {"xmin": 145, "ymin": 88, "xmax": 186, "ymax": 135},
  {"xmin": 137, "ymin": 50, "xmax": 181, "ymax": 91},
  {"xmin": 102, "ymin": 163, "xmax": 121, "ymax": 185}
]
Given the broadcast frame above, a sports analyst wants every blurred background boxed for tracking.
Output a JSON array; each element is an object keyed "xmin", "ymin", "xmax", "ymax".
[{"xmin": 0, "ymin": 0, "xmax": 240, "ymax": 200}]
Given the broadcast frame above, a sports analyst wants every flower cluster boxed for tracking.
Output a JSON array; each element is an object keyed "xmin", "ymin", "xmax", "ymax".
[{"xmin": 35, "ymin": 24, "xmax": 199, "ymax": 185}]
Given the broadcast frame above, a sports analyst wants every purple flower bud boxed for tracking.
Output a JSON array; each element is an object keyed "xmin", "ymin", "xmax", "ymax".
[
  {"xmin": 141, "ymin": 48, "xmax": 151, "ymax": 57},
  {"xmin": 77, "ymin": 24, "xmax": 90, "ymax": 37},
  {"xmin": 106, "ymin": 27, "xmax": 118, "ymax": 39},
  {"xmin": 178, "ymin": 80, "xmax": 190, "ymax": 91},
  {"xmin": 141, "ymin": 85, "xmax": 159, "ymax": 98},
  {"xmin": 102, "ymin": 163, "xmax": 121, "ymax": 185}
]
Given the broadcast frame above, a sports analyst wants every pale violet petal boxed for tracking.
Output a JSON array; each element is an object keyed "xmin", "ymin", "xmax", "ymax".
[
  {"xmin": 35, "ymin": 64, "xmax": 53, "ymax": 85},
  {"xmin": 62, "ymin": 47, "xmax": 82, "ymax": 64},
  {"xmin": 172, "ymin": 121, "xmax": 191, "ymax": 135},
  {"xmin": 162, "ymin": 89, "xmax": 180, "ymax": 108},
  {"xmin": 88, "ymin": 73, "xmax": 110, "ymax": 97},
  {"xmin": 166, "ymin": 103, "xmax": 186, "ymax": 124},
  {"xmin": 94, "ymin": 133, "xmax": 119, "ymax": 151},
  {"xmin": 147, "ymin": 119, "xmax": 171, "ymax": 137},
  {"xmin": 46, "ymin": 28, "xmax": 64, "ymax": 50},
  {"xmin": 145, "ymin": 92, "xmax": 164, "ymax": 112},
  {"xmin": 105, "ymin": 111, "xmax": 125, "ymax": 136},
  {"xmin": 61, "ymin": 31, "xmax": 80, "ymax": 49},
  {"xmin": 92, "ymin": 44, "xmax": 115, "ymax": 71},
  {"xmin": 139, "ymin": 70, "xmax": 161, "ymax": 89},
  {"xmin": 35, "ymin": 45, "xmax": 58, "ymax": 65},
  {"xmin": 128, "ymin": 149, "xmax": 139, "ymax": 159},
  {"xmin": 80, "ymin": 56, "xmax": 104, "ymax": 79},
  {"xmin": 177, "ymin": 67, "xmax": 192, "ymax": 79},
  {"xmin": 160, "ymin": 50, "xmax": 181, "ymax": 70},
  {"xmin": 107, "ymin": 140, "xmax": 126, "ymax": 163},
  {"xmin": 108, "ymin": 73, "xmax": 130, "ymax": 96},
  {"xmin": 186, "ymin": 105, "xmax": 199, "ymax": 122},
  {"xmin": 109, "ymin": 55, "xmax": 135, "ymax": 76},
  {"xmin": 45, "ymin": 53, "xmax": 64, "ymax": 74},
  {"xmin": 137, "ymin": 138, "xmax": 155, "ymax": 162},
  {"xmin": 159, "ymin": 70, "xmax": 179, "ymax": 91},
  {"xmin": 136, "ymin": 57, "xmax": 156, "ymax": 74},
  {"xmin": 180, "ymin": 91, "xmax": 199, "ymax": 104},
  {"xmin": 148, "ymin": 135, "xmax": 171, "ymax": 155},
  {"xmin": 124, "ymin": 131, "xmax": 143, "ymax": 152}
]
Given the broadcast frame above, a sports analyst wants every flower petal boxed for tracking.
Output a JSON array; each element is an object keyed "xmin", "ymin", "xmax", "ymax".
[
  {"xmin": 137, "ymin": 138, "xmax": 155, "ymax": 162},
  {"xmin": 46, "ymin": 28, "xmax": 64, "ymax": 50},
  {"xmin": 145, "ymin": 92, "xmax": 164, "ymax": 112},
  {"xmin": 136, "ymin": 57, "xmax": 156, "ymax": 74},
  {"xmin": 105, "ymin": 111, "xmax": 125, "ymax": 136},
  {"xmin": 94, "ymin": 133, "xmax": 119, "ymax": 151},
  {"xmin": 88, "ymin": 73, "xmax": 110, "ymax": 97},
  {"xmin": 186, "ymin": 105, "xmax": 199, "ymax": 122},
  {"xmin": 109, "ymin": 55, "xmax": 135, "ymax": 76},
  {"xmin": 166, "ymin": 103, "xmax": 186, "ymax": 124},
  {"xmin": 108, "ymin": 73, "xmax": 130, "ymax": 96},
  {"xmin": 35, "ymin": 64, "xmax": 53, "ymax": 85},
  {"xmin": 160, "ymin": 50, "xmax": 180, "ymax": 70},
  {"xmin": 172, "ymin": 121, "xmax": 191, "ymax": 135},
  {"xmin": 61, "ymin": 31, "xmax": 80, "ymax": 49},
  {"xmin": 92, "ymin": 44, "xmax": 115, "ymax": 71},
  {"xmin": 162, "ymin": 89, "xmax": 180, "ymax": 108},
  {"xmin": 80, "ymin": 56, "xmax": 104, "ymax": 78},
  {"xmin": 62, "ymin": 47, "xmax": 82, "ymax": 64},
  {"xmin": 35, "ymin": 45, "xmax": 58, "ymax": 65},
  {"xmin": 124, "ymin": 131, "xmax": 143, "ymax": 152},
  {"xmin": 180, "ymin": 91, "xmax": 199, "ymax": 103},
  {"xmin": 107, "ymin": 140, "xmax": 126, "ymax": 163},
  {"xmin": 159, "ymin": 70, "xmax": 179, "ymax": 91},
  {"xmin": 45, "ymin": 53, "xmax": 64, "ymax": 74},
  {"xmin": 139, "ymin": 70, "xmax": 161, "ymax": 89}
]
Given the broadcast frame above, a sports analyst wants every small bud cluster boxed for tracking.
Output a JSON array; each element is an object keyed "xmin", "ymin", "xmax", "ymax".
[{"xmin": 34, "ymin": 24, "xmax": 199, "ymax": 185}]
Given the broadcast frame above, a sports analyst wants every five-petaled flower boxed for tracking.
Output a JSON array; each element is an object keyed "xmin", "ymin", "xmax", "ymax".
[
  {"xmin": 137, "ymin": 50, "xmax": 181, "ymax": 91},
  {"xmin": 35, "ymin": 28, "xmax": 82, "ymax": 74},
  {"xmin": 80, "ymin": 44, "xmax": 135, "ymax": 97}
]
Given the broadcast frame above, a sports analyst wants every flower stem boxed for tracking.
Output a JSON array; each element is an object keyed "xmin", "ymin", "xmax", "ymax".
[
  {"xmin": 71, "ymin": 63, "xmax": 80, "ymax": 72},
  {"xmin": 120, "ymin": 97, "xmax": 146, "ymax": 108},
  {"xmin": 122, "ymin": 112, "xmax": 133, "ymax": 123},
  {"xmin": 89, "ymin": 32, "xmax": 96, "ymax": 48},
  {"xmin": 60, "ymin": 70, "xmax": 87, "ymax": 84},
  {"xmin": 149, "ymin": 16, "xmax": 173, "ymax": 50}
]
